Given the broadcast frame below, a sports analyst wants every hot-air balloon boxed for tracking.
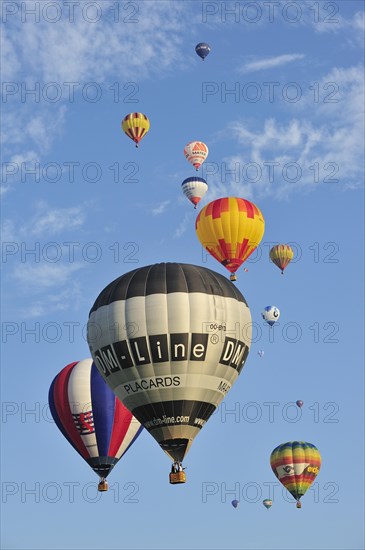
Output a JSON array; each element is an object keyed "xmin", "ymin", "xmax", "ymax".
[
  {"xmin": 269, "ymin": 244, "xmax": 294, "ymax": 274},
  {"xmin": 184, "ymin": 141, "xmax": 209, "ymax": 171},
  {"xmin": 49, "ymin": 359, "xmax": 143, "ymax": 492},
  {"xmin": 261, "ymin": 306, "xmax": 280, "ymax": 327},
  {"xmin": 296, "ymin": 400, "xmax": 304, "ymax": 408},
  {"xmin": 122, "ymin": 112, "xmax": 150, "ymax": 148},
  {"xmin": 263, "ymin": 499, "xmax": 272, "ymax": 509},
  {"xmin": 231, "ymin": 500, "xmax": 239, "ymax": 509},
  {"xmin": 181, "ymin": 177, "xmax": 208, "ymax": 209},
  {"xmin": 270, "ymin": 441, "xmax": 321, "ymax": 509},
  {"xmin": 87, "ymin": 263, "xmax": 252, "ymax": 485},
  {"xmin": 258, "ymin": 350, "xmax": 264, "ymax": 358},
  {"xmin": 195, "ymin": 42, "xmax": 211, "ymax": 60},
  {"xmin": 195, "ymin": 197, "xmax": 265, "ymax": 282}
]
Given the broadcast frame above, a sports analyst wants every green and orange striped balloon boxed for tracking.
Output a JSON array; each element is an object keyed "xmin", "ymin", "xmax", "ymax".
[{"xmin": 270, "ymin": 441, "xmax": 321, "ymax": 508}]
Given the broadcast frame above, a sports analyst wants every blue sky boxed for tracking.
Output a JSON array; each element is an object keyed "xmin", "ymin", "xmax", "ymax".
[{"xmin": 1, "ymin": 1, "xmax": 364, "ymax": 549}]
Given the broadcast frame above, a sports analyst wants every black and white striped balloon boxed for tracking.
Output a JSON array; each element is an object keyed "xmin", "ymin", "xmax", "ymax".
[{"xmin": 87, "ymin": 263, "xmax": 252, "ymax": 462}]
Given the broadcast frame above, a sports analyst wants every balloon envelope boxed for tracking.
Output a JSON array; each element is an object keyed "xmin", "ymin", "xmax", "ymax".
[
  {"xmin": 263, "ymin": 499, "xmax": 272, "ymax": 509},
  {"xmin": 181, "ymin": 177, "xmax": 208, "ymax": 208},
  {"xmin": 49, "ymin": 359, "xmax": 143, "ymax": 481},
  {"xmin": 122, "ymin": 112, "xmax": 150, "ymax": 147},
  {"xmin": 261, "ymin": 306, "xmax": 280, "ymax": 326},
  {"xmin": 195, "ymin": 197, "xmax": 265, "ymax": 280},
  {"xmin": 270, "ymin": 441, "xmax": 321, "ymax": 506},
  {"xmin": 184, "ymin": 141, "xmax": 209, "ymax": 170},
  {"xmin": 87, "ymin": 263, "xmax": 252, "ymax": 463},
  {"xmin": 231, "ymin": 499, "xmax": 239, "ymax": 508},
  {"xmin": 269, "ymin": 244, "xmax": 294, "ymax": 274},
  {"xmin": 195, "ymin": 42, "xmax": 211, "ymax": 60},
  {"xmin": 296, "ymin": 400, "xmax": 304, "ymax": 408}
]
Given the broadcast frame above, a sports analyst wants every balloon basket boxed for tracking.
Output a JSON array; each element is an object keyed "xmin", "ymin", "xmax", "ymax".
[
  {"xmin": 98, "ymin": 480, "xmax": 109, "ymax": 492},
  {"xmin": 230, "ymin": 274, "xmax": 237, "ymax": 282},
  {"xmin": 296, "ymin": 501, "xmax": 302, "ymax": 509},
  {"xmin": 169, "ymin": 472, "xmax": 186, "ymax": 484}
]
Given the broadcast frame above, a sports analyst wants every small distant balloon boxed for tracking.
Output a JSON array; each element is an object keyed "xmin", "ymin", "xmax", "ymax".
[
  {"xmin": 231, "ymin": 500, "xmax": 239, "ymax": 508},
  {"xmin": 296, "ymin": 400, "xmax": 304, "ymax": 408},
  {"xmin": 263, "ymin": 499, "xmax": 272, "ymax": 509},
  {"xmin": 195, "ymin": 42, "xmax": 211, "ymax": 60},
  {"xmin": 262, "ymin": 306, "xmax": 280, "ymax": 326},
  {"xmin": 122, "ymin": 112, "xmax": 150, "ymax": 148},
  {"xmin": 181, "ymin": 177, "xmax": 208, "ymax": 208},
  {"xmin": 269, "ymin": 244, "xmax": 294, "ymax": 274},
  {"xmin": 184, "ymin": 141, "xmax": 209, "ymax": 171},
  {"xmin": 258, "ymin": 350, "xmax": 264, "ymax": 358}
]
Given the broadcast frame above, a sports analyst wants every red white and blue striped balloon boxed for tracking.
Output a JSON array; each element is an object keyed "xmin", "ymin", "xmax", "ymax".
[{"xmin": 49, "ymin": 359, "xmax": 143, "ymax": 482}]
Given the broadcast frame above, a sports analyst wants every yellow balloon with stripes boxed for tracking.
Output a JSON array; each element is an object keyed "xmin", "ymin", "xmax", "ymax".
[
  {"xmin": 195, "ymin": 197, "xmax": 265, "ymax": 281},
  {"xmin": 122, "ymin": 112, "xmax": 150, "ymax": 148}
]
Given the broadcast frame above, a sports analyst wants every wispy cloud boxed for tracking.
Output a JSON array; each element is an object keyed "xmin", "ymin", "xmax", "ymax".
[
  {"xmin": 14, "ymin": 262, "xmax": 85, "ymax": 289},
  {"xmin": 5, "ymin": 2, "xmax": 192, "ymax": 83},
  {"xmin": 152, "ymin": 200, "xmax": 171, "ymax": 216},
  {"xmin": 20, "ymin": 282, "xmax": 84, "ymax": 318},
  {"xmin": 174, "ymin": 212, "xmax": 192, "ymax": 239},
  {"xmin": 207, "ymin": 65, "xmax": 364, "ymax": 200},
  {"xmin": 1, "ymin": 202, "xmax": 87, "ymax": 239},
  {"xmin": 29, "ymin": 205, "xmax": 86, "ymax": 236},
  {"xmin": 2, "ymin": 1, "xmax": 195, "ymax": 168},
  {"xmin": 1, "ymin": 106, "xmax": 68, "ymax": 173},
  {"xmin": 239, "ymin": 54, "xmax": 305, "ymax": 74},
  {"xmin": 1, "ymin": 201, "xmax": 89, "ymax": 316}
]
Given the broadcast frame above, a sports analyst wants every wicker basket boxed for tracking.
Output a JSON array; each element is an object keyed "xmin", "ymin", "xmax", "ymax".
[{"xmin": 169, "ymin": 471, "xmax": 186, "ymax": 484}]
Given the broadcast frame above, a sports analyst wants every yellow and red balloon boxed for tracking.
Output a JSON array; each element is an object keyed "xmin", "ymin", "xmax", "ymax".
[
  {"xmin": 269, "ymin": 244, "xmax": 294, "ymax": 274},
  {"xmin": 195, "ymin": 197, "xmax": 265, "ymax": 281},
  {"xmin": 122, "ymin": 112, "xmax": 150, "ymax": 147}
]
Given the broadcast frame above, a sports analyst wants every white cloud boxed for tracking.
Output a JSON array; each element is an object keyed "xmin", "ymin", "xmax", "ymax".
[
  {"xmin": 239, "ymin": 54, "xmax": 305, "ymax": 74},
  {"xmin": 2, "ymin": 106, "xmax": 67, "ymax": 160},
  {"xmin": 20, "ymin": 282, "xmax": 84, "ymax": 318},
  {"xmin": 1, "ymin": 202, "xmax": 87, "ymax": 240},
  {"xmin": 29, "ymin": 206, "xmax": 86, "ymax": 236},
  {"xmin": 2, "ymin": 1, "xmax": 194, "ymax": 167},
  {"xmin": 14, "ymin": 262, "xmax": 85, "ymax": 289},
  {"xmin": 5, "ymin": 1, "xmax": 191, "ymax": 83},
  {"xmin": 174, "ymin": 212, "xmax": 192, "ymax": 239},
  {"xmin": 152, "ymin": 200, "xmax": 171, "ymax": 216},
  {"xmin": 0, "ymin": 185, "xmax": 11, "ymax": 197},
  {"xmin": 208, "ymin": 65, "xmax": 364, "ymax": 200},
  {"xmin": 312, "ymin": 8, "xmax": 364, "ymax": 43},
  {"xmin": 0, "ymin": 219, "xmax": 17, "ymax": 242}
]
